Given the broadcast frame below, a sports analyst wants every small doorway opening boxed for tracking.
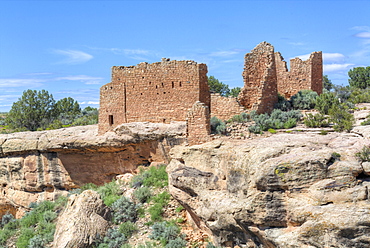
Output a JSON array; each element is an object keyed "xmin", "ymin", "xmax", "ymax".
[{"xmin": 109, "ymin": 115, "xmax": 114, "ymax": 126}]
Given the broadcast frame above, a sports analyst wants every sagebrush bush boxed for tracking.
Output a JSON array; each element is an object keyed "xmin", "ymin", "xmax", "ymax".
[
  {"xmin": 165, "ymin": 237, "xmax": 187, "ymax": 248},
  {"xmin": 134, "ymin": 186, "xmax": 152, "ymax": 203},
  {"xmin": 149, "ymin": 221, "xmax": 182, "ymax": 245},
  {"xmin": 97, "ymin": 227, "xmax": 127, "ymax": 248},
  {"xmin": 210, "ymin": 116, "xmax": 226, "ymax": 135},
  {"xmin": 1, "ymin": 213, "xmax": 14, "ymax": 227},
  {"xmin": 111, "ymin": 196, "xmax": 138, "ymax": 223},
  {"xmin": 290, "ymin": 90, "xmax": 318, "ymax": 110},
  {"xmin": 249, "ymin": 109, "xmax": 302, "ymax": 133},
  {"xmin": 16, "ymin": 228, "xmax": 35, "ymax": 248},
  {"xmin": 274, "ymin": 93, "xmax": 292, "ymax": 111}
]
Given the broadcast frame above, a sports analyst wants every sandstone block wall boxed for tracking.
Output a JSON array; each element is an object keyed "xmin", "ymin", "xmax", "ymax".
[
  {"xmin": 238, "ymin": 42, "xmax": 278, "ymax": 114},
  {"xmin": 210, "ymin": 93, "xmax": 246, "ymax": 120},
  {"xmin": 99, "ymin": 58, "xmax": 210, "ymax": 134},
  {"xmin": 186, "ymin": 102, "xmax": 211, "ymax": 145},
  {"xmin": 275, "ymin": 51, "xmax": 323, "ymax": 98}
]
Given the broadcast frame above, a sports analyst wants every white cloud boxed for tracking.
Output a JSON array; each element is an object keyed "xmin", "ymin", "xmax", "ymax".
[
  {"xmin": 79, "ymin": 101, "xmax": 99, "ymax": 105},
  {"xmin": 53, "ymin": 49, "xmax": 93, "ymax": 64},
  {"xmin": 55, "ymin": 75, "xmax": 104, "ymax": 85},
  {"xmin": 355, "ymin": 32, "xmax": 370, "ymax": 39},
  {"xmin": 351, "ymin": 26, "xmax": 370, "ymax": 32},
  {"xmin": 323, "ymin": 63, "xmax": 354, "ymax": 72},
  {"xmin": 209, "ymin": 51, "xmax": 239, "ymax": 57},
  {"xmin": 0, "ymin": 78, "xmax": 45, "ymax": 88},
  {"xmin": 323, "ymin": 53, "xmax": 346, "ymax": 63}
]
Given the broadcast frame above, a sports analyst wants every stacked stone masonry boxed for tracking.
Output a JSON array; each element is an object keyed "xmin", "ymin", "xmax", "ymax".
[
  {"xmin": 186, "ymin": 101, "xmax": 211, "ymax": 145},
  {"xmin": 275, "ymin": 51, "xmax": 323, "ymax": 98},
  {"xmin": 210, "ymin": 93, "xmax": 246, "ymax": 121},
  {"xmin": 238, "ymin": 42, "xmax": 323, "ymax": 113},
  {"xmin": 238, "ymin": 42, "xmax": 278, "ymax": 114},
  {"xmin": 99, "ymin": 58, "xmax": 210, "ymax": 134}
]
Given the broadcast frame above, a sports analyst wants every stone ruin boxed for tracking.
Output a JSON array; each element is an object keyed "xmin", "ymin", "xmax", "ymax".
[
  {"xmin": 238, "ymin": 41, "xmax": 323, "ymax": 114},
  {"xmin": 98, "ymin": 58, "xmax": 211, "ymax": 145},
  {"xmin": 98, "ymin": 42, "xmax": 323, "ymax": 144}
]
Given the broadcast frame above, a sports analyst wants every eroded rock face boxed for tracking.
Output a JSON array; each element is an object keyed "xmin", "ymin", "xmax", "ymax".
[
  {"xmin": 53, "ymin": 190, "xmax": 111, "ymax": 248},
  {"xmin": 167, "ymin": 131, "xmax": 370, "ymax": 247},
  {"xmin": 0, "ymin": 122, "xmax": 186, "ymax": 218}
]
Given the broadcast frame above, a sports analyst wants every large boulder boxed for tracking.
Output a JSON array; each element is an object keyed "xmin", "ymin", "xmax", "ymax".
[
  {"xmin": 167, "ymin": 131, "xmax": 370, "ymax": 247},
  {"xmin": 53, "ymin": 190, "xmax": 111, "ymax": 248}
]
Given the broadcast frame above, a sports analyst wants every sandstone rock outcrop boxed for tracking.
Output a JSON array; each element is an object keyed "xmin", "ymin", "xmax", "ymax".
[
  {"xmin": 0, "ymin": 122, "xmax": 186, "ymax": 218},
  {"xmin": 167, "ymin": 130, "xmax": 370, "ymax": 247},
  {"xmin": 53, "ymin": 190, "xmax": 111, "ymax": 248}
]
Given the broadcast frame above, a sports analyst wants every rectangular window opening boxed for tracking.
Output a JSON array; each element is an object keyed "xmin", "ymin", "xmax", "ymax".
[{"xmin": 109, "ymin": 115, "xmax": 114, "ymax": 126}]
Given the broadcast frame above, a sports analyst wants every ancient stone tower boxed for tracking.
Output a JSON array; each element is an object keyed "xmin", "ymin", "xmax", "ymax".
[
  {"xmin": 98, "ymin": 58, "xmax": 210, "ymax": 134},
  {"xmin": 238, "ymin": 42, "xmax": 278, "ymax": 114},
  {"xmin": 275, "ymin": 51, "xmax": 323, "ymax": 98},
  {"xmin": 238, "ymin": 42, "xmax": 323, "ymax": 114}
]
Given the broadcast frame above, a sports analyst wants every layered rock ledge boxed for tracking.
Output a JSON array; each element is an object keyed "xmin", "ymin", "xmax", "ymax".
[
  {"xmin": 0, "ymin": 122, "xmax": 186, "ymax": 217},
  {"xmin": 167, "ymin": 129, "xmax": 370, "ymax": 247}
]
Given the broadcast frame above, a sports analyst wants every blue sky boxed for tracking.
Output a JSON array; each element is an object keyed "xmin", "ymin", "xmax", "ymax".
[{"xmin": 1, "ymin": 0, "xmax": 369, "ymax": 112}]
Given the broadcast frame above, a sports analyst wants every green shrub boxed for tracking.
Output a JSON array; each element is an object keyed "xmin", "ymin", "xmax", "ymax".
[
  {"xmin": 97, "ymin": 227, "xmax": 127, "ymax": 248},
  {"xmin": 166, "ymin": 237, "xmax": 187, "ymax": 248},
  {"xmin": 268, "ymin": 128, "xmax": 277, "ymax": 134},
  {"xmin": 16, "ymin": 228, "xmax": 35, "ymax": 248},
  {"xmin": 119, "ymin": 221, "xmax": 138, "ymax": 239},
  {"xmin": 134, "ymin": 186, "xmax": 152, "ymax": 203},
  {"xmin": 315, "ymin": 92, "xmax": 340, "ymax": 114},
  {"xmin": 210, "ymin": 116, "xmax": 226, "ymax": 135},
  {"xmin": 328, "ymin": 105, "xmax": 354, "ymax": 132},
  {"xmin": 290, "ymin": 90, "xmax": 318, "ymax": 110},
  {"xmin": 356, "ymin": 146, "xmax": 370, "ymax": 162},
  {"xmin": 147, "ymin": 191, "xmax": 171, "ymax": 221},
  {"xmin": 97, "ymin": 180, "xmax": 121, "ymax": 206},
  {"xmin": 149, "ymin": 222, "xmax": 181, "ymax": 245},
  {"xmin": 111, "ymin": 197, "xmax": 138, "ymax": 223},
  {"xmin": 131, "ymin": 165, "xmax": 168, "ymax": 188},
  {"xmin": 249, "ymin": 109, "xmax": 302, "ymax": 133},
  {"xmin": 274, "ymin": 93, "xmax": 292, "ymax": 111},
  {"xmin": 28, "ymin": 235, "xmax": 47, "ymax": 248},
  {"xmin": 331, "ymin": 152, "xmax": 341, "ymax": 161},
  {"xmin": 361, "ymin": 119, "xmax": 370, "ymax": 126},
  {"xmin": 304, "ymin": 113, "xmax": 329, "ymax": 128},
  {"xmin": 348, "ymin": 88, "xmax": 370, "ymax": 103},
  {"xmin": 0, "ymin": 220, "xmax": 19, "ymax": 245},
  {"xmin": 1, "ymin": 213, "xmax": 14, "ymax": 227}
]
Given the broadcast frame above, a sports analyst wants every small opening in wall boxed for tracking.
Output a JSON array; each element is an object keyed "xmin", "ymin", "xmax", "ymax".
[
  {"xmin": 109, "ymin": 115, "xmax": 114, "ymax": 126},
  {"xmin": 149, "ymin": 82, "xmax": 151, "ymax": 85},
  {"xmin": 157, "ymin": 92, "xmax": 159, "ymax": 95},
  {"xmin": 172, "ymin": 82, "xmax": 174, "ymax": 88},
  {"xmin": 163, "ymin": 118, "xmax": 166, "ymax": 123},
  {"xmin": 110, "ymin": 86, "xmax": 113, "ymax": 89},
  {"xmin": 179, "ymin": 82, "xmax": 182, "ymax": 87},
  {"xmin": 156, "ymin": 85, "xmax": 158, "ymax": 89},
  {"xmin": 140, "ymin": 93, "xmax": 143, "ymax": 95},
  {"xmin": 161, "ymin": 82, "xmax": 164, "ymax": 87},
  {"xmin": 163, "ymin": 92, "xmax": 166, "ymax": 94},
  {"xmin": 142, "ymin": 76, "xmax": 145, "ymax": 79},
  {"xmin": 132, "ymin": 85, "xmax": 134, "ymax": 88}
]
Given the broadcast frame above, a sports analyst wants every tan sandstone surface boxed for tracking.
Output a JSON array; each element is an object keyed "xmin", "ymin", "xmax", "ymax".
[
  {"xmin": 167, "ymin": 127, "xmax": 370, "ymax": 247},
  {"xmin": 0, "ymin": 122, "xmax": 186, "ymax": 218}
]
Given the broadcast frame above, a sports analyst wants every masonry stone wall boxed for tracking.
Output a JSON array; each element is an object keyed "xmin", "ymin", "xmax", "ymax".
[
  {"xmin": 186, "ymin": 101, "xmax": 211, "ymax": 145},
  {"xmin": 238, "ymin": 42, "xmax": 278, "ymax": 114},
  {"xmin": 99, "ymin": 59, "xmax": 210, "ymax": 134},
  {"xmin": 210, "ymin": 93, "xmax": 246, "ymax": 121},
  {"xmin": 275, "ymin": 51, "xmax": 323, "ymax": 98}
]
